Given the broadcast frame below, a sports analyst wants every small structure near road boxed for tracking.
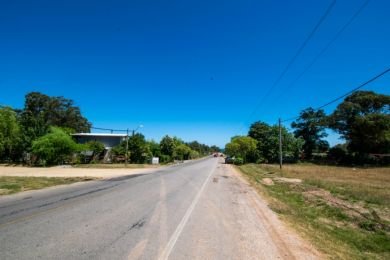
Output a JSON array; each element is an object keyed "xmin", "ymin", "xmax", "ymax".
[
  {"xmin": 151, "ymin": 157, "xmax": 159, "ymax": 165},
  {"xmin": 72, "ymin": 133, "xmax": 127, "ymax": 163},
  {"xmin": 72, "ymin": 133, "xmax": 127, "ymax": 149}
]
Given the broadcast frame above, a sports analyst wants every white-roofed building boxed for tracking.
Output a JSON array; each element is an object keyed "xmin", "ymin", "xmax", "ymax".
[{"xmin": 71, "ymin": 133, "xmax": 127, "ymax": 149}]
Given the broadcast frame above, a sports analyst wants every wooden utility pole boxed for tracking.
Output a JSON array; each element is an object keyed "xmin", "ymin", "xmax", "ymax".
[
  {"xmin": 278, "ymin": 118, "xmax": 283, "ymax": 169},
  {"xmin": 125, "ymin": 128, "xmax": 129, "ymax": 166}
]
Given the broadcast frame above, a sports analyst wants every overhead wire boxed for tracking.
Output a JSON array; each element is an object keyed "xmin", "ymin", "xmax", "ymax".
[
  {"xmin": 91, "ymin": 126, "xmax": 127, "ymax": 132},
  {"xmin": 272, "ymin": 0, "xmax": 371, "ymax": 104},
  {"xmin": 281, "ymin": 67, "xmax": 390, "ymax": 123},
  {"xmin": 239, "ymin": 0, "xmax": 337, "ymax": 132}
]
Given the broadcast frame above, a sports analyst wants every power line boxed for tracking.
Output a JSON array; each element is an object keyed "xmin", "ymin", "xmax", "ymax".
[
  {"xmin": 282, "ymin": 67, "xmax": 390, "ymax": 123},
  {"xmin": 91, "ymin": 126, "xmax": 127, "ymax": 132},
  {"xmin": 240, "ymin": 0, "xmax": 337, "ymax": 131},
  {"xmin": 273, "ymin": 0, "xmax": 371, "ymax": 103}
]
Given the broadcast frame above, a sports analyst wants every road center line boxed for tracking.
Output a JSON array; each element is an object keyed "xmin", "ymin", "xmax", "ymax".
[{"xmin": 158, "ymin": 163, "xmax": 215, "ymax": 260}]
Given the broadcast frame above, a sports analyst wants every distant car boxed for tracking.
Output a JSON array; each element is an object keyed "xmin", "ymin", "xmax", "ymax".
[
  {"xmin": 213, "ymin": 153, "xmax": 218, "ymax": 157},
  {"xmin": 225, "ymin": 156, "xmax": 235, "ymax": 164}
]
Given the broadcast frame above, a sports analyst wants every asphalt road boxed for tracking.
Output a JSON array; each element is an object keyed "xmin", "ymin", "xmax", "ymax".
[{"xmin": 0, "ymin": 157, "xmax": 319, "ymax": 260}]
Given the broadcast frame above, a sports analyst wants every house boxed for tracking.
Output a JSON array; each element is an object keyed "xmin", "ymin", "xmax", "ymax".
[{"xmin": 71, "ymin": 133, "xmax": 127, "ymax": 149}]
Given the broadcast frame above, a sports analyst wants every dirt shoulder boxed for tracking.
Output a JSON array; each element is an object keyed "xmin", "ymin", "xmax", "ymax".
[
  {"xmin": 0, "ymin": 165, "xmax": 158, "ymax": 178},
  {"xmin": 226, "ymin": 164, "xmax": 321, "ymax": 259},
  {"xmin": 236, "ymin": 163, "xmax": 390, "ymax": 259}
]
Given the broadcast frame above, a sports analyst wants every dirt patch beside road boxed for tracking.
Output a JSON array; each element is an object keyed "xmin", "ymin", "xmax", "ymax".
[{"xmin": 0, "ymin": 166, "xmax": 156, "ymax": 178}]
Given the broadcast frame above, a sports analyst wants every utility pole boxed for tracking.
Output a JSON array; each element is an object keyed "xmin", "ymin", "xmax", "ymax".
[
  {"xmin": 278, "ymin": 118, "xmax": 283, "ymax": 170},
  {"xmin": 125, "ymin": 125, "xmax": 143, "ymax": 166},
  {"xmin": 125, "ymin": 128, "xmax": 129, "ymax": 166}
]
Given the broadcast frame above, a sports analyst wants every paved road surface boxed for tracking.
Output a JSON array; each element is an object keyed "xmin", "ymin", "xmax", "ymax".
[{"xmin": 0, "ymin": 158, "xmax": 319, "ymax": 259}]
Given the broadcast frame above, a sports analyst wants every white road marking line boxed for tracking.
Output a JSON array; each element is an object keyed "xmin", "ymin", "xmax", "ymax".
[{"xmin": 158, "ymin": 165, "xmax": 215, "ymax": 260}]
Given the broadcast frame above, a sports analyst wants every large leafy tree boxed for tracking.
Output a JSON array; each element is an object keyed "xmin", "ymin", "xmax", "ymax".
[
  {"xmin": 248, "ymin": 121, "xmax": 303, "ymax": 163},
  {"xmin": 291, "ymin": 107, "xmax": 328, "ymax": 158},
  {"xmin": 19, "ymin": 92, "xmax": 91, "ymax": 147},
  {"xmin": 328, "ymin": 91, "xmax": 390, "ymax": 155},
  {"xmin": 225, "ymin": 136, "xmax": 258, "ymax": 163},
  {"xmin": 0, "ymin": 106, "xmax": 23, "ymax": 161}
]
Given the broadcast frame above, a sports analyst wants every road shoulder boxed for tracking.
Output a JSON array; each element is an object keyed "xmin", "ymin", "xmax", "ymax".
[{"xmin": 169, "ymin": 159, "xmax": 321, "ymax": 259}]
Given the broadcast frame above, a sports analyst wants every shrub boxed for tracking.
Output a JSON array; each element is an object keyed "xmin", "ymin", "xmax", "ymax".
[
  {"xmin": 234, "ymin": 157, "xmax": 244, "ymax": 165},
  {"xmin": 31, "ymin": 127, "xmax": 80, "ymax": 165},
  {"xmin": 159, "ymin": 154, "xmax": 171, "ymax": 163},
  {"xmin": 85, "ymin": 141, "xmax": 105, "ymax": 156}
]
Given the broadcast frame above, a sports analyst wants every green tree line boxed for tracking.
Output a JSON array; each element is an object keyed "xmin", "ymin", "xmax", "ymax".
[
  {"xmin": 110, "ymin": 134, "xmax": 219, "ymax": 164},
  {"xmin": 225, "ymin": 90, "xmax": 390, "ymax": 165},
  {"xmin": 0, "ymin": 92, "xmax": 219, "ymax": 165}
]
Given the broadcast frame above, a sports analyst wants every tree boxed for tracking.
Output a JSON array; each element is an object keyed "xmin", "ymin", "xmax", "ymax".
[
  {"xmin": 291, "ymin": 107, "xmax": 328, "ymax": 158},
  {"xmin": 160, "ymin": 135, "xmax": 176, "ymax": 157},
  {"xmin": 187, "ymin": 141, "xmax": 212, "ymax": 155},
  {"xmin": 0, "ymin": 106, "xmax": 23, "ymax": 161},
  {"xmin": 225, "ymin": 136, "xmax": 258, "ymax": 163},
  {"xmin": 248, "ymin": 121, "xmax": 303, "ymax": 163},
  {"xmin": 111, "ymin": 134, "xmax": 151, "ymax": 163},
  {"xmin": 210, "ymin": 145, "xmax": 220, "ymax": 153},
  {"xmin": 19, "ymin": 92, "xmax": 91, "ymax": 147},
  {"xmin": 147, "ymin": 140, "xmax": 161, "ymax": 157},
  {"xmin": 128, "ymin": 133, "xmax": 151, "ymax": 163},
  {"xmin": 173, "ymin": 144, "xmax": 193, "ymax": 160},
  {"xmin": 328, "ymin": 91, "xmax": 390, "ymax": 155},
  {"xmin": 31, "ymin": 127, "xmax": 80, "ymax": 165}
]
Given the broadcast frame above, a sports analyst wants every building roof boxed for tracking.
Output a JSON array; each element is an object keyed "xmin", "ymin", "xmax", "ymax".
[{"xmin": 71, "ymin": 133, "xmax": 127, "ymax": 137}]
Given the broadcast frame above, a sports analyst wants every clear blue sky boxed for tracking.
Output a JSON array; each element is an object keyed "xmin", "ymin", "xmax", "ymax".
[{"xmin": 1, "ymin": 0, "xmax": 389, "ymax": 147}]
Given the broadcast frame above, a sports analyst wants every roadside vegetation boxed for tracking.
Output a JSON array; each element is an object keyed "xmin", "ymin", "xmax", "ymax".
[
  {"xmin": 237, "ymin": 164, "xmax": 390, "ymax": 259},
  {"xmin": 226, "ymin": 90, "xmax": 390, "ymax": 258},
  {"xmin": 0, "ymin": 176, "xmax": 96, "ymax": 195},
  {"xmin": 0, "ymin": 92, "xmax": 220, "ymax": 166},
  {"xmin": 226, "ymin": 91, "xmax": 390, "ymax": 165}
]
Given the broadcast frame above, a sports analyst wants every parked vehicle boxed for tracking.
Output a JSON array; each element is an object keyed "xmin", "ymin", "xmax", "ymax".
[{"xmin": 225, "ymin": 156, "xmax": 235, "ymax": 164}]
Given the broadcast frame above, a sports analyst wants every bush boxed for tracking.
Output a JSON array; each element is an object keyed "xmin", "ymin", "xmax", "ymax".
[
  {"xmin": 31, "ymin": 127, "xmax": 80, "ymax": 165},
  {"xmin": 85, "ymin": 141, "xmax": 105, "ymax": 156},
  {"xmin": 234, "ymin": 157, "xmax": 244, "ymax": 165},
  {"xmin": 159, "ymin": 154, "xmax": 171, "ymax": 163}
]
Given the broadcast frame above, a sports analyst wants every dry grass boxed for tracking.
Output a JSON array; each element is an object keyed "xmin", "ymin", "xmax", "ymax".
[
  {"xmin": 264, "ymin": 164, "xmax": 390, "ymax": 207},
  {"xmin": 237, "ymin": 163, "xmax": 390, "ymax": 260}
]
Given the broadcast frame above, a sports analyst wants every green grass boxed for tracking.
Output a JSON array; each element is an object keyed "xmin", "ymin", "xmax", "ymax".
[
  {"xmin": 0, "ymin": 176, "xmax": 96, "ymax": 195},
  {"xmin": 236, "ymin": 164, "xmax": 390, "ymax": 260}
]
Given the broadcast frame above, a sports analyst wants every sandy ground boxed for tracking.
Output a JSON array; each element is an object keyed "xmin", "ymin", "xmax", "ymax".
[{"xmin": 0, "ymin": 166, "xmax": 158, "ymax": 178}]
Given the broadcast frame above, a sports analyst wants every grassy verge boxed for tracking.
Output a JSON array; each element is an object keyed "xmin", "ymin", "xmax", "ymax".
[
  {"xmin": 236, "ymin": 163, "xmax": 390, "ymax": 259},
  {"xmin": 0, "ymin": 176, "xmax": 96, "ymax": 195}
]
